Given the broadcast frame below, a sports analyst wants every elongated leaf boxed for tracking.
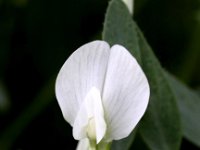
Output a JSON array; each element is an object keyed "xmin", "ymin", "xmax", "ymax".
[
  {"xmin": 103, "ymin": 0, "xmax": 182, "ymax": 149},
  {"xmin": 136, "ymin": 26, "xmax": 182, "ymax": 150},
  {"xmin": 103, "ymin": 0, "xmax": 140, "ymax": 63},
  {"xmin": 165, "ymin": 72, "xmax": 200, "ymax": 147},
  {"xmin": 197, "ymin": 88, "xmax": 200, "ymax": 96}
]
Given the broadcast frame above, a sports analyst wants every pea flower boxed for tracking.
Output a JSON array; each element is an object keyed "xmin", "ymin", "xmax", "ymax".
[{"xmin": 55, "ymin": 41, "xmax": 150, "ymax": 150}]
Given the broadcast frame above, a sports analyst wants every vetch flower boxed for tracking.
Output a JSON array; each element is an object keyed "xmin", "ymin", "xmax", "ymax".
[{"xmin": 55, "ymin": 41, "xmax": 150, "ymax": 150}]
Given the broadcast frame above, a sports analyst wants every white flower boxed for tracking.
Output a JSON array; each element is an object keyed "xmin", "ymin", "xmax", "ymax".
[
  {"xmin": 122, "ymin": 0, "xmax": 133, "ymax": 15},
  {"xmin": 55, "ymin": 40, "xmax": 150, "ymax": 149}
]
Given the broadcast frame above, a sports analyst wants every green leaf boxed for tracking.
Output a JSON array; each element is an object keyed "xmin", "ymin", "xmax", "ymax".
[
  {"xmin": 102, "ymin": 0, "xmax": 182, "ymax": 150},
  {"xmin": 165, "ymin": 72, "xmax": 200, "ymax": 147},
  {"xmin": 102, "ymin": 0, "xmax": 140, "ymax": 63},
  {"xmin": 197, "ymin": 88, "xmax": 200, "ymax": 96},
  {"xmin": 136, "ymin": 27, "xmax": 182, "ymax": 150}
]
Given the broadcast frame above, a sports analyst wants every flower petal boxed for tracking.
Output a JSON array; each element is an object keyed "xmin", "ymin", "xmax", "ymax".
[
  {"xmin": 55, "ymin": 41, "xmax": 110, "ymax": 126},
  {"xmin": 102, "ymin": 45, "xmax": 150, "ymax": 141},
  {"xmin": 73, "ymin": 87, "xmax": 106, "ymax": 143},
  {"xmin": 76, "ymin": 139, "xmax": 90, "ymax": 150}
]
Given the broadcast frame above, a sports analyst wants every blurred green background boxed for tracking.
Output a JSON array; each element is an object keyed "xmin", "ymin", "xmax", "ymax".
[{"xmin": 0, "ymin": 0, "xmax": 200, "ymax": 149}]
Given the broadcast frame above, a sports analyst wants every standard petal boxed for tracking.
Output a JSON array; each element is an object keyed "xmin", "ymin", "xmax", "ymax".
[
  {"xmin": 55, "ymin": 41, "xmax": 110, "ymax": 126},
  {"xmin": 73, "ymin": 87, "xmax": 106, "ymax": 143},
  {"xmin": 102, "ymin": 45, "xmax": 150, "ymax": 141}
]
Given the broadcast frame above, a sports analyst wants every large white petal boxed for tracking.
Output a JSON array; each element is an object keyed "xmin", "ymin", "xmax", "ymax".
[
  {"xmin": 102, "ymin": 45, "xmax": 150, "ymax": 141},
  {"xmin": 73, "ymin": 87, "xmax": 106, "ymax": 143},
  {"xmin": 55, "ymin": 41, "xmax": 110, "ymax": 126}
]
